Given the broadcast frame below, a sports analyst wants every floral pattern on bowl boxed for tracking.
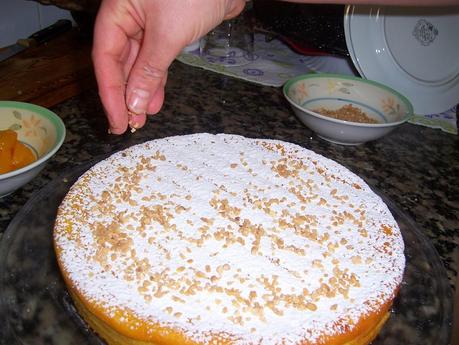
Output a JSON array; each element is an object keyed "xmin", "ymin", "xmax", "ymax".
[
  {"xmin": 0, "ymin": 101, "xmax": 65, "ymax": 197},
  {"xmin": 283, "ymin": 73, "xmax": 413, "ymax": 145},
  {"xmin": 287, "ymin": 77, "xmax": 410, "ymax": 124},
  {"xmin": 3, "ymin": 109, "xmax": 57, "ymax": 158}
]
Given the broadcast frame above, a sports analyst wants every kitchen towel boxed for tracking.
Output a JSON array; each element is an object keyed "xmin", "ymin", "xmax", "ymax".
[{"xmin": 177, "ymin": 34, "xmax": 358, "ymax": 87}]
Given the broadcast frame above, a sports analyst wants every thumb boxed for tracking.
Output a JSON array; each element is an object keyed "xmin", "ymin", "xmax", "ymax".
[{"xmin": 125, "ymin": 27, "xmax": 178, "ymax": 116}]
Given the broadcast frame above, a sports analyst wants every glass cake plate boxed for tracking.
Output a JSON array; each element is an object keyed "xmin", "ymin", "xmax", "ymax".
[{"xmin": 0, "ymin": 162, "xmax": 453, "ymax": 345}]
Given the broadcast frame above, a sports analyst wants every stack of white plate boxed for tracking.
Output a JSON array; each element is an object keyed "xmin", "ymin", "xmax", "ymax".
[{"xmin": 344, "ymin": 5, "xmax": 459, "ymax": 115}]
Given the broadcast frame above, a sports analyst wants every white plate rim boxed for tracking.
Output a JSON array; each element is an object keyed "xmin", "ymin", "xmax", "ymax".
[{"xmin": 343, "ymin": 5, "xmax": 459, "ymax": 115}]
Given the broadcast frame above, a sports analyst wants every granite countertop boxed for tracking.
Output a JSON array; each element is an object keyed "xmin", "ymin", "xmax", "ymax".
[{"xmin": 0, "ymin": 60, "xmax": 458, "ymax": 341}]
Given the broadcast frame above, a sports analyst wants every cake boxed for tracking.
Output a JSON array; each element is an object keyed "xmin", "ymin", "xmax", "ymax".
[{"xmin": 54, "ymin": 133, "xmax": 405, "ymax": 345}]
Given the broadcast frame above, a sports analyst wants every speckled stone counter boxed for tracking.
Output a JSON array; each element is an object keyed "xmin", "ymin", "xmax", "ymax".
[{"xmin": 0, "ymin": 61, "xmax": 458, "ymax": 343}]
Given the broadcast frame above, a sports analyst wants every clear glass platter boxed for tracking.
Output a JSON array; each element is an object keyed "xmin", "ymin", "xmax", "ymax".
[{"xmin": 0, "ymin": 161, "xmax": 453, "ymax": 345}]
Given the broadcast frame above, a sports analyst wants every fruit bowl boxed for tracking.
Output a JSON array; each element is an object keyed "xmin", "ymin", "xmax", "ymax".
[{"xmin": 0, "ymin": 101, "xmax": 65, "ymax": 197}]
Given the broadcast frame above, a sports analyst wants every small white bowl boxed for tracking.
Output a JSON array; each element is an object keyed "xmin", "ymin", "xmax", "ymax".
[
  {"xmin": 283, "ymin": 73, "xmax": 413, "ymax": 145},
  {"xmin": 0, "ymin": 101, "xmax": 66, "ymax": 197}
]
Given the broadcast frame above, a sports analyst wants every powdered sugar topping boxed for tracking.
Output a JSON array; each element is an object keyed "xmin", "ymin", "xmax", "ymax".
[{"xmin": 54, "ymin": 133, "xmax": 405, "ymax": 344}]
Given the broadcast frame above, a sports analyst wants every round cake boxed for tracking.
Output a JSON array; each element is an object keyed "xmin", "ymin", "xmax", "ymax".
[{"xmin": 54, "ymin": 133, "xmax": 405, "ymax": 345}]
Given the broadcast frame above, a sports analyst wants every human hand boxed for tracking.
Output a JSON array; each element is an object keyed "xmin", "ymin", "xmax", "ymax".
[{"xmin": 92, "ymin": 0, "xmax": 246, "ymax": 134}]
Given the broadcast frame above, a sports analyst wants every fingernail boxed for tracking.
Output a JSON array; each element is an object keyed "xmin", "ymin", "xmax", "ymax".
[
  {"xmin": 128, "ymin": 119, "xmax": 139, "ymax": 132},
  {"xmin": 128, "ymin": 111, "xmax": 144, "ymax": 131},
  {"xmin": 128, "ymin": 112, "xmax": 144, "ymax": 124},
  {"xmin": 127, "ymin": 89, "xmax": 150, "ymax": 114},
  {"xmin": 109, "ymin": 126, "xmax": 124, "ymax": 135}
]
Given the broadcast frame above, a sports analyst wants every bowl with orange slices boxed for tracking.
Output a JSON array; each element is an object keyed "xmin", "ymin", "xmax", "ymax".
[{"xmin": 0, "ymin": 101, "xmax": 65, "ymax": 197}]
